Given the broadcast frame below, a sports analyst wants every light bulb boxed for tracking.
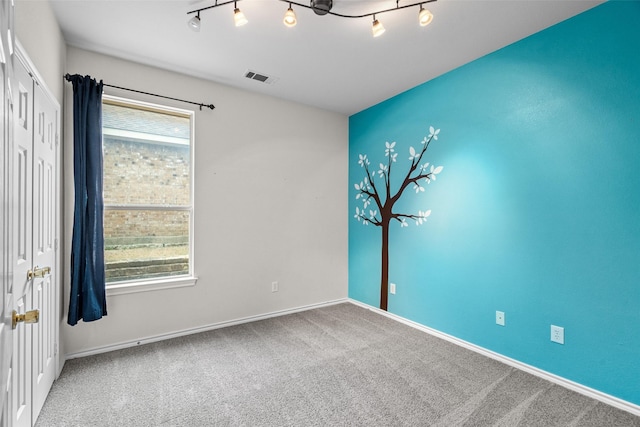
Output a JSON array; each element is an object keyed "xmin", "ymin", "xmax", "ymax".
[
  {"xmin": 234, "ymin": 8, "xmax": 248, "ymax": 26},
  {"xmin": 283, "ymin": 7, "xmax": 297, "ymax": 27},
  {"xmin": 372, "ymin": 18, "xmax": 385, "ymax": 37},
  {"xmin": 418, "ymin": 7, "xmax": 433, "ymax": 27},
  {"xmin": 187, "ymin": 14, "xmax": 201, "ymax": 32}
]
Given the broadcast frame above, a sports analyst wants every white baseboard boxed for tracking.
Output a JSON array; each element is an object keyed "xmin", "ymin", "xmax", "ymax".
[
  {"xmin": 65, "ymin": 298, "xmax": 349, "ymax": 360},
  {"xmin": 348, "ymin": 299, "xmax": 640, "ymax": 417}
]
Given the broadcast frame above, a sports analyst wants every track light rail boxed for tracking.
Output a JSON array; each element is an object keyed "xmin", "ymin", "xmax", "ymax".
[
  {"xmin": 188, "ymin": 0, "xmax": 437, "ymax": 19},
  {"xmin": 187, "ymin": 0, "xmax": 237, "ymax": 16},
  {"xmin": 64, "ymin": 74, "xmax": 215, "ymax": 110},
  {"xmin": 187, "ymin": 0, "xmax": 436, "ymax": 37},
  {"xmin": 187, "ymin": 0, "xmax": 437, "ymax": 37},
  {"xmin": 281, "ymin": 0, "xmax": 437, "ymax": 19}
]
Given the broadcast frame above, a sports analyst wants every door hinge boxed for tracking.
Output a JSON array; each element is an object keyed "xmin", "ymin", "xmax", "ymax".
[
  {"xmin": 54, "ymin": 342, "xmax": 59, "ymax": 356},
  {"xmin": 54, "ymin": 238, "xmax": 59, "ymax": 251}
]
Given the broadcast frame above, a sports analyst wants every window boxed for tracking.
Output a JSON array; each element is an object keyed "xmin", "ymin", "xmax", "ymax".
[{"xmin": 102, "ymin": 96, "xmax": 195, "ymax": 290}]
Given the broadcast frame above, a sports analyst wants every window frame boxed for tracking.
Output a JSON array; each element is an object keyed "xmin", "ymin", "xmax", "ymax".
[{"xmin": 102, "ymin": 95, "xmax": 197, "ymax": 295}]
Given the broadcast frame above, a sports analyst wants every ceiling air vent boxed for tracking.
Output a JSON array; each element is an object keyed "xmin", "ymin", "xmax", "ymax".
[{"xmin": 244, "ymin": 70, "xmax": 278, "ymax": 85}]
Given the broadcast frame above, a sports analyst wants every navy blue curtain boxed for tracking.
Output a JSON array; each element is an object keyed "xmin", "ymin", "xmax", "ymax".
[{"xmin": 67, "ymin": 75, "xmax": 107, "ymax": 326}]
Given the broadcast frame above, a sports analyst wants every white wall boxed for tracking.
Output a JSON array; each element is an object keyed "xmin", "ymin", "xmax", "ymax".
[
  {"xmin": 63, "ymin": 47, "xmax": 349, "ymax": 355},
  {"xmin": 15, "ymin": 0, "xmax": 65, "ymax": 102}
]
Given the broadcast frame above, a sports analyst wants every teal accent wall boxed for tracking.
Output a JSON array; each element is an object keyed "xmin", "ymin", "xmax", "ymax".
[{"xmin": 349, "ymin": 1, "xmax": 640, "ymax": 405}]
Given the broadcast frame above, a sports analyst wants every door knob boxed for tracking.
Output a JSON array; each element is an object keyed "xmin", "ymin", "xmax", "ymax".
[
  {"xmin": 12, "ymin": 309, "xmax": 40, "ymax": 329},
  {"xmin": 27, "ymin": 266, "xmax": 51, "ymax": 280}
]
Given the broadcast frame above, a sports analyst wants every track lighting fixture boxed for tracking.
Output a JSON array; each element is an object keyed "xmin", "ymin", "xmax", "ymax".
[
  {"xmin": 283, "ymin": 4, "xmax": 297, "ymax": 27},
  {"xmin": 187, "ymin": 0, "xmax": 436, "ymax": 37},
  {"xmin": 233, "ymin": 2, "xmax": 248, "ymax": 26},
  {"xmin": 187, "ymin": 12, "xmax": 201, "ymax": 32},
  {"xmin": 372, "ymin": 15, "xmax": 385, "ymax": 38},
  {"xmin": 418, "ymin": 6, "xmax": 433, "ymax": 27}
]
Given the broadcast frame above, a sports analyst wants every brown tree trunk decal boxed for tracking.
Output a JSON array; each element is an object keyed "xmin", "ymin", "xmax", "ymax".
[
  {"xmin": 354, "ymin": 126, "xmax": 443, "ymax": 311},
  {"xmin": 380, "ymin": 220, "xmax": 390, "ymax": 311}
]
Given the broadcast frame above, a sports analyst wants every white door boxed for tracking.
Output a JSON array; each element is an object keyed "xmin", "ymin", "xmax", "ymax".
[
  {"xmin": 30, "ymin": 80, "xmax": 57, "ymax": 422},
  {"xmin": 12, "ymin": 51, "xmax": 35, "ymax": 427},
  {"xmin": 0, "ymin": 0, "xmax": 12, "ymax": 424},
  {"xmin": 9, "ymin": 51, "xmax": 58, "ymax": 427},
  {"xmin": 1, "ymin": 6, "xmax": 58, "ymax": 425}
]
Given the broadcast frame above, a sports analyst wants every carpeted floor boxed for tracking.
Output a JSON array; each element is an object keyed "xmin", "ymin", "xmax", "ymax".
[{"xmin": 35, "ymin": 303, "xmax": 640, "ymax": 426}]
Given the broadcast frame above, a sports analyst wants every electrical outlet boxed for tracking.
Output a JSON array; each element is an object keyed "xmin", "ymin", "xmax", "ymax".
[
  {"xmin": 551, "ymin": 325, "xmax": 564, "ymax": 344},
  {"xmin": 271, "ymin": 281, "xmax": 279, "ymax": 292},
  {"xmin": 389, "ymin": 283, "xmax": 396, "ymax": 295},
  {"xmin": 496, "ymin": 311, "xmax": 505, "ymax": 326}
]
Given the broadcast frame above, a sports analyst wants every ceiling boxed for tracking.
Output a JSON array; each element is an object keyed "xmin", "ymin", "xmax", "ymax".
[{"xmin": 50, "ymin": 0, "xmax": 603, "ymax": 116}]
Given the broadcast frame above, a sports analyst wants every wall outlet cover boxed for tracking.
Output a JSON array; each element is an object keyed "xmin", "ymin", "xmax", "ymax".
[
  {"xmin": 551, "ymin": 325, "xmax": 564, "ymax": 344},
  {"xmin": 496, "ymin": 311, "xmax": 505, "ymax": 326}
]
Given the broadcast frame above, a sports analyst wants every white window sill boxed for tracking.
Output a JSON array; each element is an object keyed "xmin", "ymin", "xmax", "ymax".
[{"xmin": 106, "ymin": 276, "xmax": 198, "ymax": 296}]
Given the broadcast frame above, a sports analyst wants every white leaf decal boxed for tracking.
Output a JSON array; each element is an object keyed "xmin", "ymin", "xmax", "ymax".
[{"xmin": 433, "ymin": 166, "xmax": 443, "ymax": 174}]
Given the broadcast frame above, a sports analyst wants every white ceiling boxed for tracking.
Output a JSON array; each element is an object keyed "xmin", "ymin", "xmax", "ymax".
[{"xmin": 50, "ymin": 0, "xmax": 603, "ymax": 116}]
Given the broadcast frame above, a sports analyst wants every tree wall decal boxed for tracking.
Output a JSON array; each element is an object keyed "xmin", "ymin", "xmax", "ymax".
[{"xmin": 353, "ymin": 126, "xmax": 444, "ymax": 311}]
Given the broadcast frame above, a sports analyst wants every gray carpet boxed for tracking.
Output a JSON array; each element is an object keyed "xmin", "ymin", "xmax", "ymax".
[{"xmin": 36, "ymin": 303, "xmax": 640, "ymax": 426}]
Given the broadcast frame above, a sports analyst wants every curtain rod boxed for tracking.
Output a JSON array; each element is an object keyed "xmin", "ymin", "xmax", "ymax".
[{"xmin": 64, "ymin": 74, "xmax": 215, "ymax": 111}]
